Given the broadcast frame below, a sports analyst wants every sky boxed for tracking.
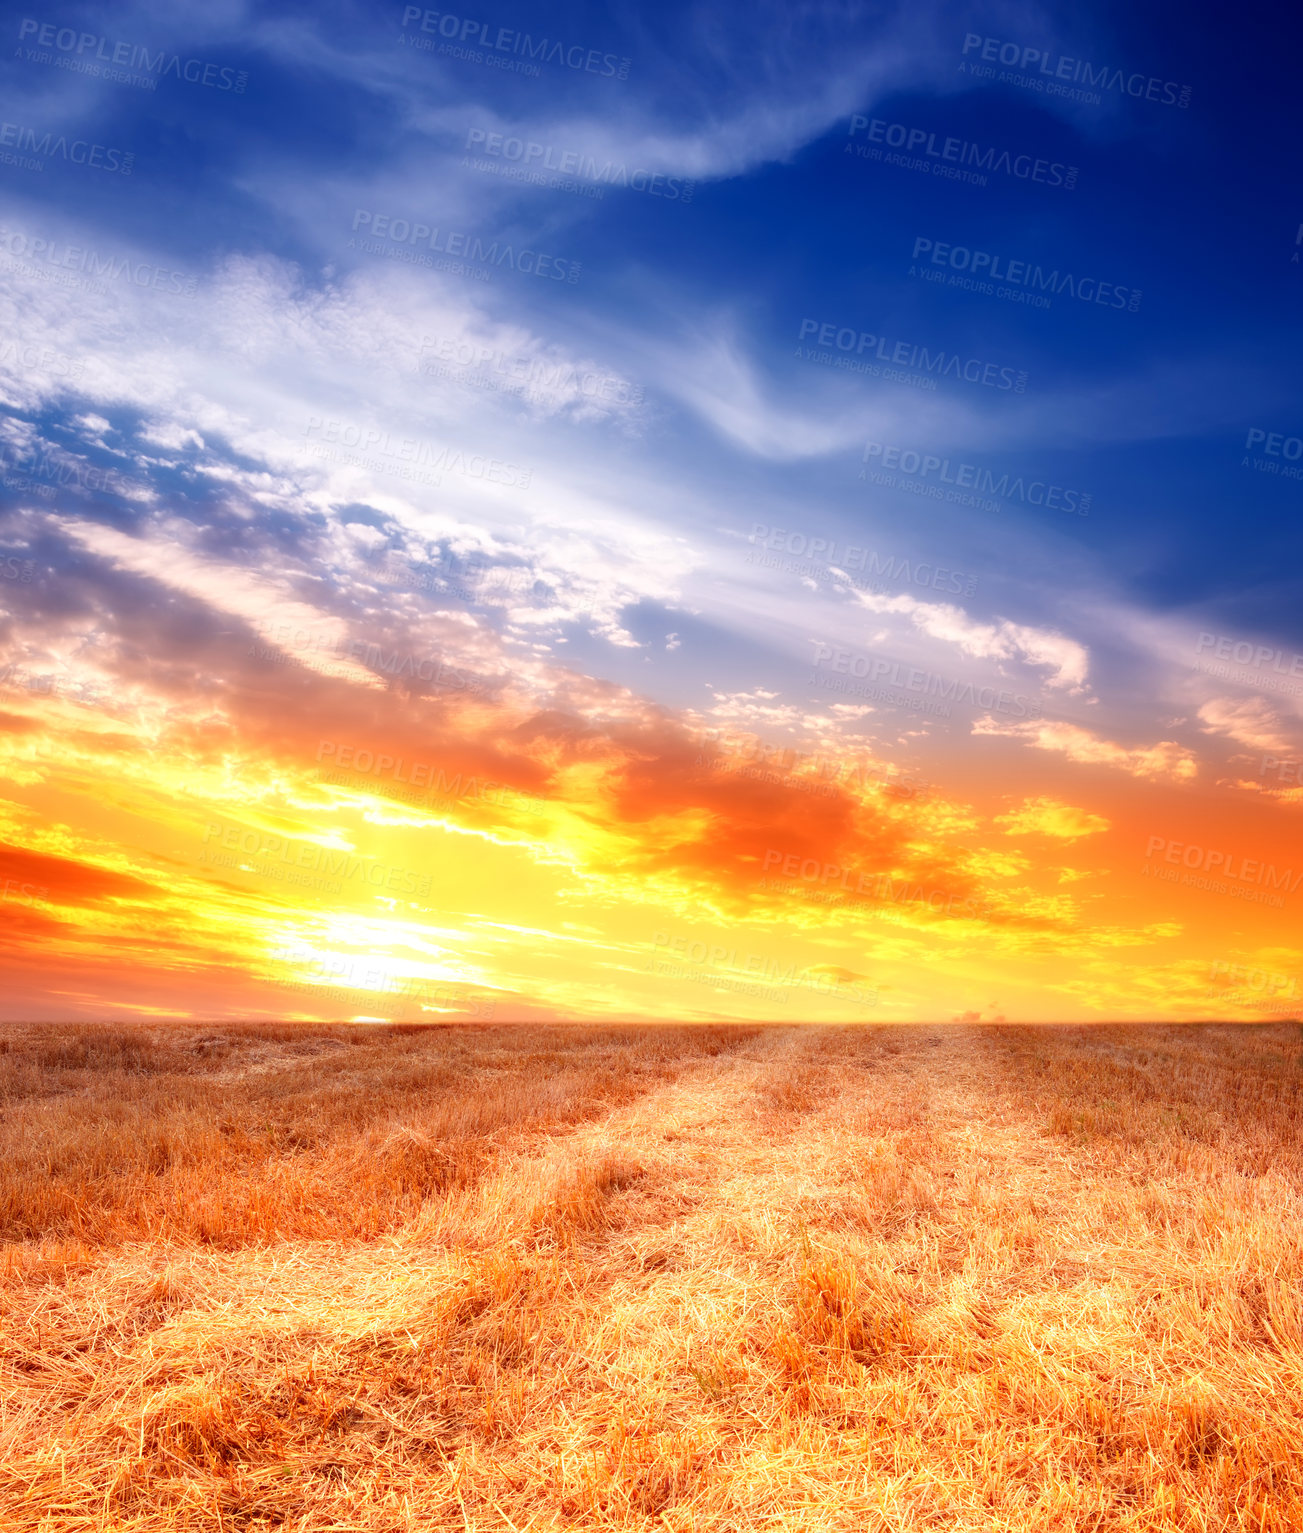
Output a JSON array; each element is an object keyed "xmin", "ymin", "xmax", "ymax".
[{"xmin": 1, "ymin": 0, "xmax": 1300, "ymax": 1025}]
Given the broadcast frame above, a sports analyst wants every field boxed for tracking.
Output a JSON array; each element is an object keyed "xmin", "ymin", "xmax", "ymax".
[{"xmin": 3, "ymin": 1020, "xmax": 1303, "ymax": 1531}]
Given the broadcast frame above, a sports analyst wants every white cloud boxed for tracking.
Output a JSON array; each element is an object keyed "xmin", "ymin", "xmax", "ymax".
[
  {"xmin": 974, "ymin": 718, "xmax": 1198, "ymax": 782},
  {"xmin": 847, "ymin": 589, "xmax": 1090, "ymax": 691},
  {"xmin": 1197, "ymin": 697, "xmax": 1296, "ymax": 754}
]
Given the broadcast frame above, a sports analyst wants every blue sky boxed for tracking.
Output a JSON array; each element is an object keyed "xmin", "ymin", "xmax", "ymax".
[
  {"xmin": 6, "ymin": 0, "xmax": 1297, "ymax": 613},
  {"xmin": 1, "ymin": 0, "xmax": 1301, "ymax": 1022}
]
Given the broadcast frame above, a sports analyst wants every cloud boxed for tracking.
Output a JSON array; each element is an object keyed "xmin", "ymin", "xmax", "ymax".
[
  {"xmin": 243, "ymin": 0, "xmax": 979, "ymax": 186},
  {"xmin": 996, "ymin": 797, "xmax": 1110, "ymax": 839},
  {"xmin": 974, "ymin": 718, "xmax": 1198, "ymax": 781},
  {"xmin": 847, "ymin": 590, "xmax": 1090, "ymax": 692},
  {"xmin": 62, "ymin": 518, "xmax": 384, "ymax": 688},
  {"xmin": 1197, "ymin": 697, "xmax": 1296, "ymax": 754},
  {"xmin": 1220, "ymin": 781, "xmax": 1303, "ymax": 810},
  {"xmin": 0, "ymin": 841, "xmax": 155, "ymax": 904},
  {"xmin": 805, "ymin": 963, "xmax": 873, "ymax": 986},
  {"xmin": 2, "ymin": 11, "xmax": 1299, "ymax": 1029}
]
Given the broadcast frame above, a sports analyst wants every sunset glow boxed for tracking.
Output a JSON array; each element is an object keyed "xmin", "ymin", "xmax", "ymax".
[{"xmin": 1, "ymin": 1, "xmax": 1299, "ymax": 1025}]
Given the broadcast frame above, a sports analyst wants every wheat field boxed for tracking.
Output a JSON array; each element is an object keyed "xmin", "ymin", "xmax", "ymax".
[{"xmin": 2, "ymin": 1020, "xmax": 1303, "ymax": 1531}]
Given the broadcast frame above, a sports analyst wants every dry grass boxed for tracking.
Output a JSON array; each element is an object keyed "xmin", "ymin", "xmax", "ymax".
[{"xmin": 3, "ymin": 1020, "xmax": 1303, "ymax": 1530}]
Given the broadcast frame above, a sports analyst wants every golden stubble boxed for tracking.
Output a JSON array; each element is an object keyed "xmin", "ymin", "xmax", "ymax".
[{"xmin": 2, "ymin": 1017, "xmax": 1302, "ymax": 1530}]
